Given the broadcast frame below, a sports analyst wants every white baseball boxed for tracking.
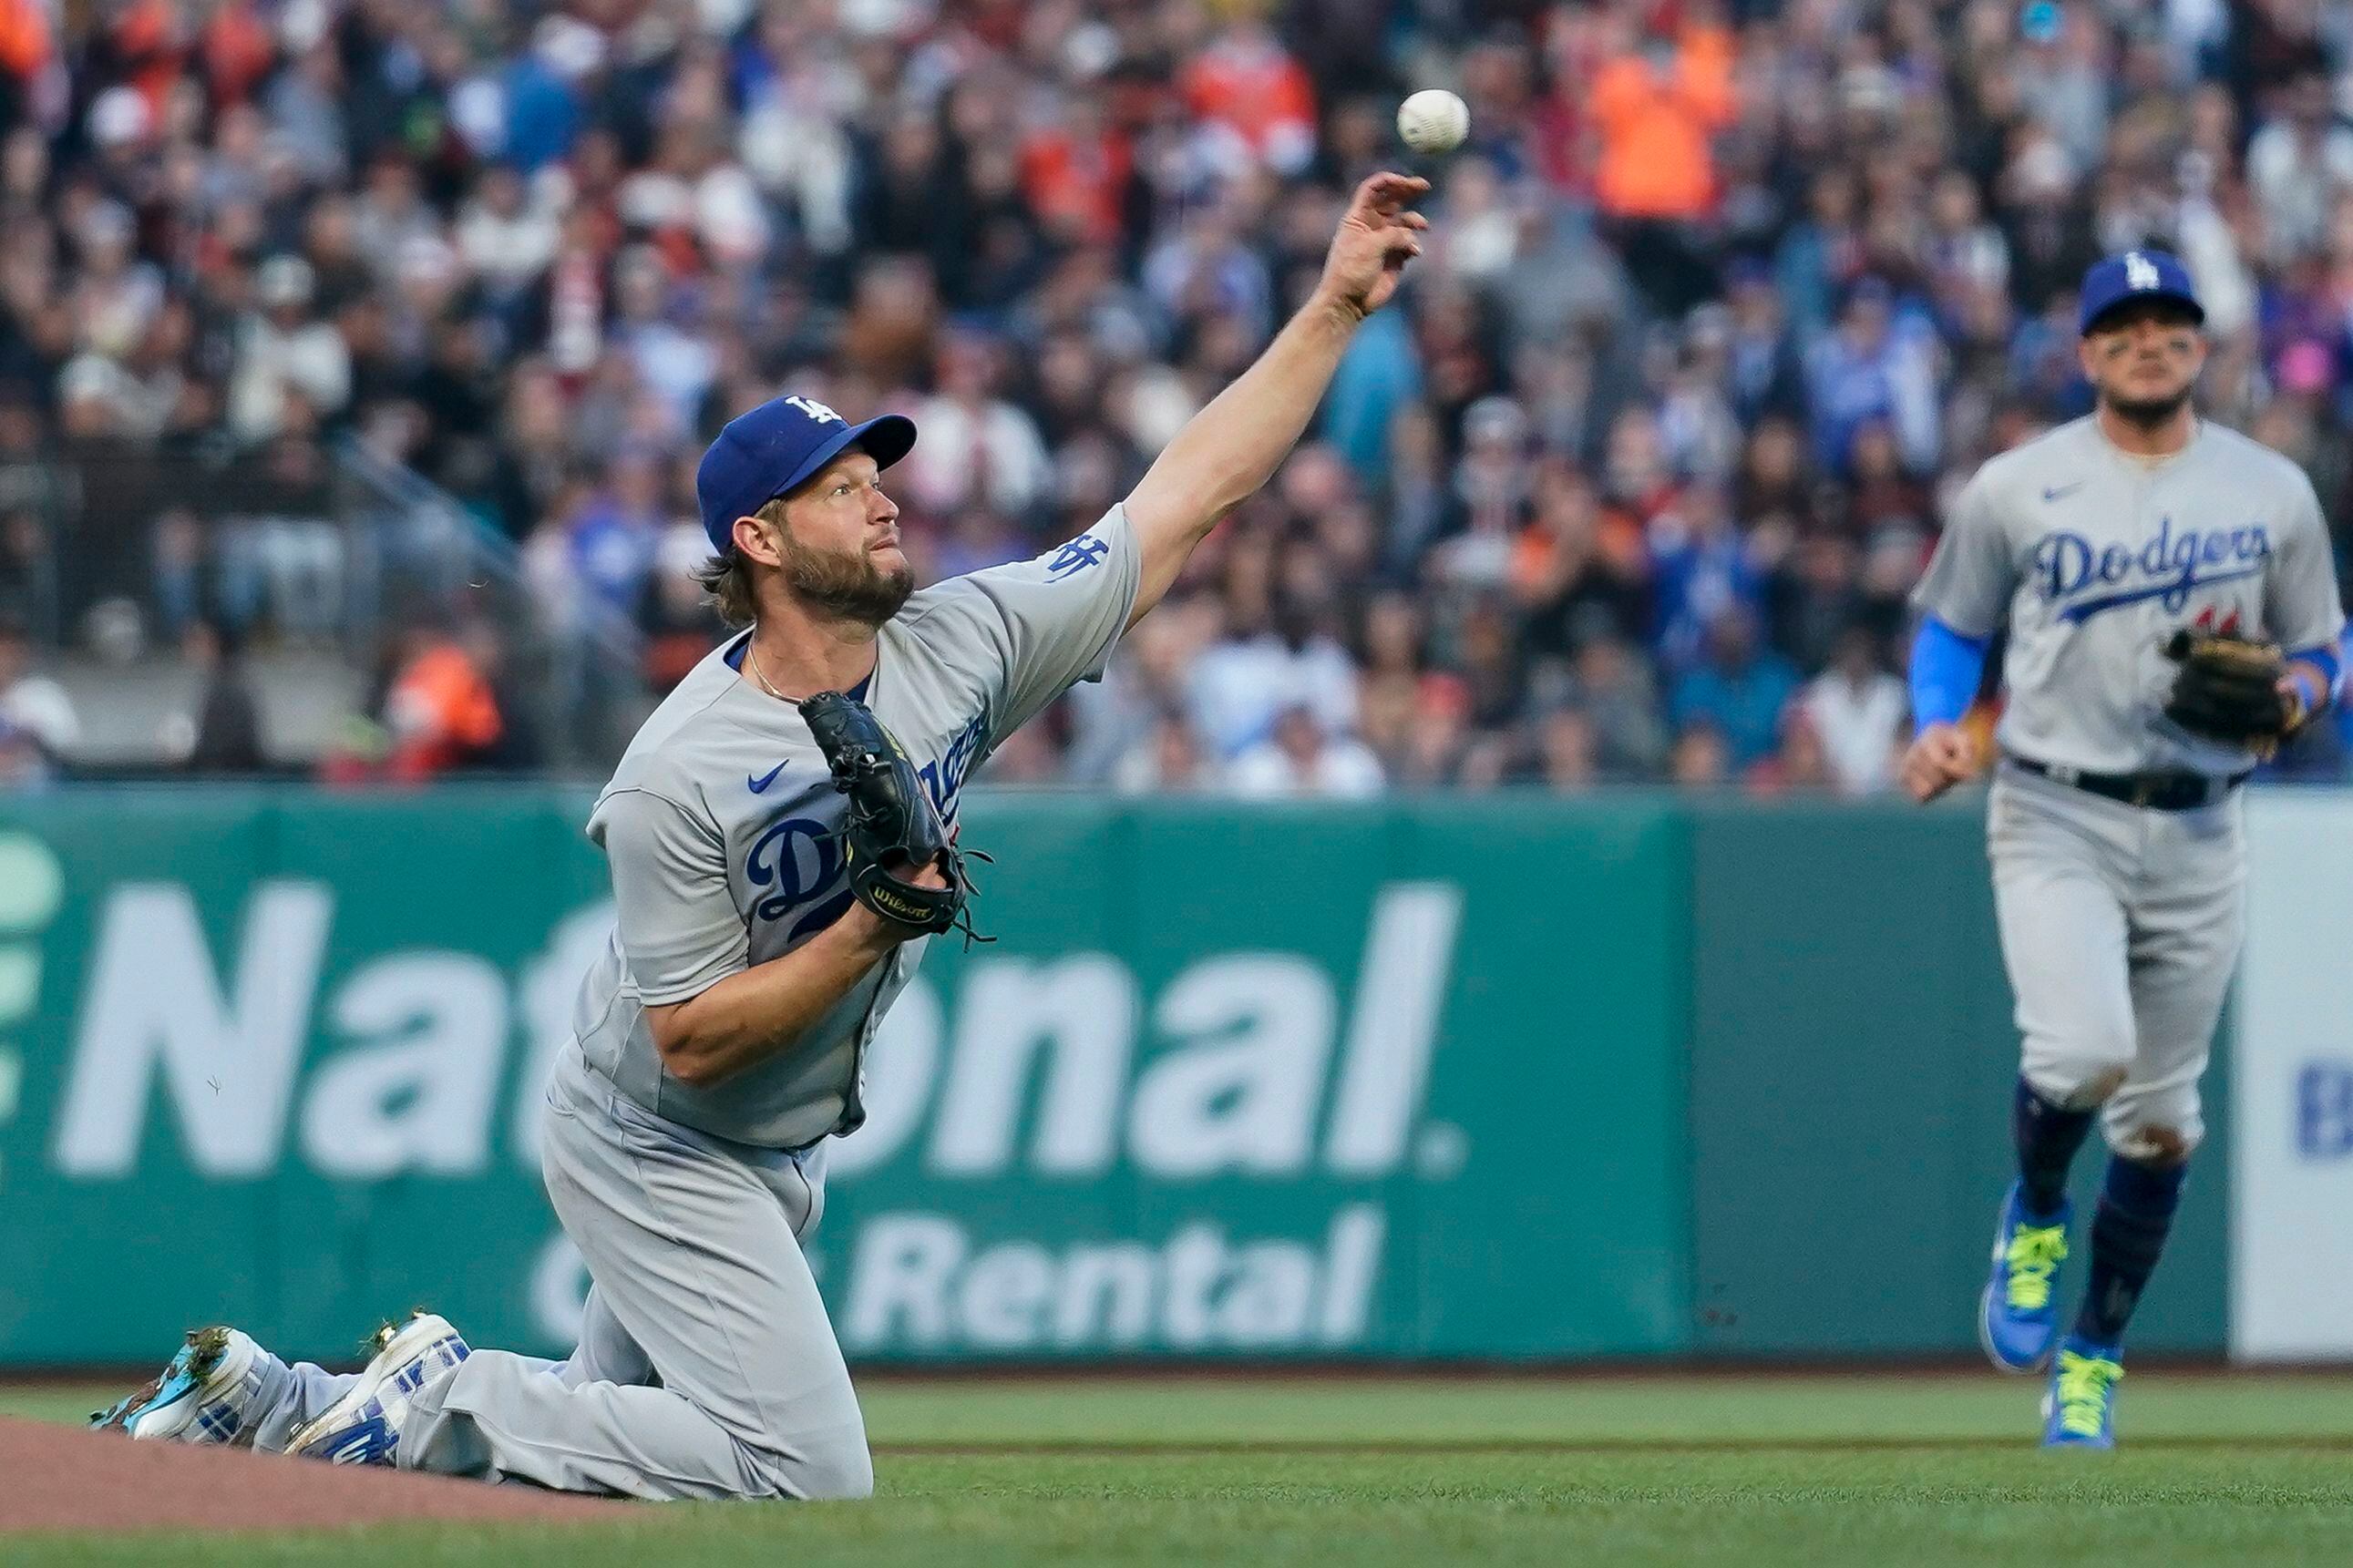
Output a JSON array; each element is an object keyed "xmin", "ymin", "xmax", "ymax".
[{"xmin": 1397, "ymin": 89, "xmax": 1470, "ymax": 155}]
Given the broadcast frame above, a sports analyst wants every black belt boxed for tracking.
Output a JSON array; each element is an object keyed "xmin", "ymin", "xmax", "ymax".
[{"xmin": 2009, "ymin": 755, "xmax": 2250, "ymax": 812}]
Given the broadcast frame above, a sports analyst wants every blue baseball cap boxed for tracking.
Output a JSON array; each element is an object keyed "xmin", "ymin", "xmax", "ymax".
[
  {"xmin": 2078, "ymin": 249, "xmax": 2204, "ymax": 336},
  {"xmin": 695, "ymin": 395, "xmax": 918, "ymax": 555}
]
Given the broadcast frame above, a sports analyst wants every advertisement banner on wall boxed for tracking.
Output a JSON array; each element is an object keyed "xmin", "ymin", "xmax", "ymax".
[
  {"xmin": 0, "ymin": 790, "xmax": 1689, "ymax": 1368},
  {"xmin": 2235, "ymin": 790, "xmax": 2353, "ymax": 1361}
]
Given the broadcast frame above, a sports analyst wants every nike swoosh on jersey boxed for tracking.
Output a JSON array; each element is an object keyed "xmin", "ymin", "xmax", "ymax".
[
  {"xmin": 748, "ymin": 762, "xmax": 786, "ymax": 794},
  {"xmin": 2042, "ymin": 482, "xmax": 2085, "ymax": 502},
  {"xmin": 2054, "ymin": 565, "xmax": 2265, "ymax": 623}
]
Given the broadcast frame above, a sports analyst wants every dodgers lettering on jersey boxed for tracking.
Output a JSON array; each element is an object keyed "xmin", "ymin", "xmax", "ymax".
[
  {"xmin": 1914, "ymin": 417, "xmax": 2344, "ymax": 775},
  {"xmin": 570, "ymin": 505, "xmax": 1144, "ymax": 1150},
  {"xmin": 2030, "ymin": 516, "xmax": 2272, "ymax": 624}
]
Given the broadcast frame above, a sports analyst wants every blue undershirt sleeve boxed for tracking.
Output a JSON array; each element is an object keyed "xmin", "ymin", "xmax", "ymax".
[
  {"xmin": 2289, "ymin": 641, "xmax": 2341, "ymax": 714},
  {"xmin": 1909, "ymin": 616, "xmax": 1991, "ymax": 735}
]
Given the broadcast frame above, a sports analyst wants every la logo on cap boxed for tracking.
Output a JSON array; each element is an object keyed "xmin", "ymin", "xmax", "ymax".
[
  {"xmin": 784, "ymin": 395, "xmax": 843, "ymax": 425},
  {"xmin": 2125, "ymin": 252, "xmax": 2160, "ymax": 291}
]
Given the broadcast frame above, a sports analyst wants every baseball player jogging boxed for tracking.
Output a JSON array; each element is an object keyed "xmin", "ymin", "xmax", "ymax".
[
  {"xmin": 1903, "ymin": 250, "xmax": 2344, "ymax": 1449},
  {"xmin": 89, "ymin": 172, "xmax": 1432, "ymax": 1499}
]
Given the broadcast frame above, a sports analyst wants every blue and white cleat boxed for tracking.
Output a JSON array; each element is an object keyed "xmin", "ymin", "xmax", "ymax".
[
  {"xmin": 287, "ymin": 1311, "xmax": 470, "ymax": 1467},
  {"xmin": 1979, "ymin": 1183, "xmax": 2070, "ymax": 1373},
  {"xmin": 2041, "ymin": 1337, "xmax": 2123, "ymax": 1449},
  {"xmin": 90, "ymin": 1326, "xmax": 271, "ymax": 1446}
]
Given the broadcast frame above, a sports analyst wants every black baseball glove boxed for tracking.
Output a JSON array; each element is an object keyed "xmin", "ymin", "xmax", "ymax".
[
  {"xmin": 2161, "ymin": 629, "xmax": 2307, "ymax": 749},
  {"xmin": 799, "ymin": 691, "xmax": 991, "ymax": 943}
]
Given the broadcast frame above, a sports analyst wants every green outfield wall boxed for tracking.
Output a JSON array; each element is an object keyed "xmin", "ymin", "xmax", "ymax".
[
  {"xmin": 1684, "ymin": 801, "xmax": 2228, "ymax": 1357},
  {"xmin": 0, "ymin": 789, "xmax": 2228, "ymax": 1367}
]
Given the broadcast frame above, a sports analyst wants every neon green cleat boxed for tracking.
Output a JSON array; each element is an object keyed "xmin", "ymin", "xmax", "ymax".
[
  {"xmin": 1979, "ymin": 1183, "xmax": 2070, "ymax": 1373},
  {"xmin": 2041, "ymin": 1338, "xmax": 2122, "ymax": 1449}
]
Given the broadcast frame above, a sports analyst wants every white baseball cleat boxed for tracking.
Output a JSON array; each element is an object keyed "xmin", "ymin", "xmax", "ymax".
[
  {"xmin": 90, "ymin": 1326, "xmax": 272, "ymax": 1446},
  {"xmin": 286, "ymin": 1310, "xmax": 472, "ymax": 1467}
]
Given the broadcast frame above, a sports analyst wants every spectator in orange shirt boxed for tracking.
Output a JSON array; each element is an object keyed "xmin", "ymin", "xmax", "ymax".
[
  {"xmin": 0, "ymin": 0, "xmax": 50, "ymax": 88},
  {"xmin": 0, "ymin": 0, "xmax": 44, "ymax": 181},
  {"xmin": 1021, "ymin": 97, "xmax": 1134, "ymax": 250},
  {"xmin": 1587, "ymin": 8, "xmax": 1735, "ymax": 315},
  {"xmin": 1179, "ymin": 10, "xmax": 1317, "ymax": 178},
  {"xmin": 382, "ymin": 628, "xmax": 505, "ymax": 781},
  {"xmin": 199, "ymin": 0, "xmax": 273, "ymax": 106},
  {"xmin": 322, "ymin": 621, "xmax": 515, "ymax": 784}
]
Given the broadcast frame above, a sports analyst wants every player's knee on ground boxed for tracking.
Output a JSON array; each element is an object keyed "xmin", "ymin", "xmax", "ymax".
[
  {"xmin": 741, "ymin": 1429, "xmax": 874, "ymax": 1501},
  {"xmin": 803, "ymin": 1440, "xmax": 875, "ymax": 1501}
]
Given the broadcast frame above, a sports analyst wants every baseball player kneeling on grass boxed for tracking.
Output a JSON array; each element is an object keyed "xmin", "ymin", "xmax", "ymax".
[
  {"xmin": 1903, "ymin": 250, "xmax": 2344, "ymax": 1449},
  {"xmin": 89, "ymin": 172, "xmax": 1432, "ymax": 1499}
]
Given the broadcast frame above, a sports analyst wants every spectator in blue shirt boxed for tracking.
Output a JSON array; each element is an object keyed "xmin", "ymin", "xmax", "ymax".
[
  {"xmin": 1804, "ymin": 277, "xmax": 1941, "ymax": 476},
  {"xmin": 1649, "ymin": 479, "xmax": 1765, "ymax": 670},
  {"xmin": 1321, "ymin": 308, "xmax": 1423, "ymax": 484},
  {"xmin": 1670, "ymin": 604, "xmax": 1800, "ymax": 770},
  {"xmin": 567, "ymin": 451, "xmax": 665, "ymax": 617}
]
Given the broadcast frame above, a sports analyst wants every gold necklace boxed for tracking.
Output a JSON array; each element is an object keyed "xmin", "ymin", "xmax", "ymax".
[
  {"xmin": 745, "ymin": 637, "xmax": 795, "ymax": 702},
  {"xmin": 745, "ymin": 630, "xmax": 876, "ymax": 703}
]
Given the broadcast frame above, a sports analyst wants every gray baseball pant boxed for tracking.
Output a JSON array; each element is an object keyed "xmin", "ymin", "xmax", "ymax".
[
  {"xmin": 387, "ymin": 1042, "xmax": 870, "ymax": 1499},
  {"xmin": 1988, "ymin": 763, "xmax": 2245, "ymax": 1161}
]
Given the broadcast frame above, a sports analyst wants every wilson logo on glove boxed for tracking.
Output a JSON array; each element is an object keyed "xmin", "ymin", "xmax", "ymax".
[{"xmin": 800, "ymin": 691, "xmax": 992, "ymax": 945}]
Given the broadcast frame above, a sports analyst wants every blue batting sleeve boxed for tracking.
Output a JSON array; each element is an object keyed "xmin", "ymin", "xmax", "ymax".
[
  {"xmin": 1909, "ymin": 616, "xmax": 1991, "ymax": 735},
  {"xmin": 2288, "ymin": 641, "xmax": 2341, "ymax": 713}
]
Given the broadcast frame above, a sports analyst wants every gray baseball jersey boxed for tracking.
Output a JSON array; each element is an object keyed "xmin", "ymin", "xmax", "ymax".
[
  {"xmin": 571, "ymin": 504, "xmax": 1142, "ymax": 1150},
  {"xmin": 1914, "ymin": 415, "xmax": 2344, "ymax": 776}
]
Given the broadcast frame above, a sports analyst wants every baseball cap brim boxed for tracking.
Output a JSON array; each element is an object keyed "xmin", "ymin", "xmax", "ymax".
[
  {"xmin": 2080, "ymin": 291, "xmax": 2204, "ymax": 336},
  {"xmin": 772, "ymin": 414, "xmax": 918, "ymax": 502}
]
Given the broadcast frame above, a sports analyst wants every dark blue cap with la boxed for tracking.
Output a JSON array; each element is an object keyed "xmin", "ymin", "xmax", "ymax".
[
  {"xmin": 696, "ymin": 395, "xmax": 918, "ymax": 555},
  {"xmin": 2078, "ymin": 249, "xmax": 2204, "ymax": 335}
]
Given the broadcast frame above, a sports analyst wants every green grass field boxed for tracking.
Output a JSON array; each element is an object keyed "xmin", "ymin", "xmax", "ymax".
[{"xmin": 6, "ymin": 1372, "xmax": 2352, "ymax": 1566}]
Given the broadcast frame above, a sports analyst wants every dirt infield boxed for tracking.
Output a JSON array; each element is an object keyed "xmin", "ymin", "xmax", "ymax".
[{"xmin": 0, "ymin": 1417, "xmax": 632, "ymax": 1533}]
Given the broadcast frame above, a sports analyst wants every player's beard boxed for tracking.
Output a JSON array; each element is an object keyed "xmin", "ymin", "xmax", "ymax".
[
  {"xmin": 779, "ymin": 530, "xmax": 914, "ymax": 626},
  {"xmin": 2103, "ymin": 384, "xmax": 2194, "ymax": 429}
]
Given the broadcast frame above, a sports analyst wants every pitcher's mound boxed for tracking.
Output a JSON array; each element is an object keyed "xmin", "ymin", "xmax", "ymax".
[{"xmin": 0, "ymin": 1417, "xmax": 632, "ymax": 1533}]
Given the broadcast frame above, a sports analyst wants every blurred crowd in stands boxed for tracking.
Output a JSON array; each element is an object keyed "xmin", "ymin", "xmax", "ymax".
[{"xmin": 3, "ymin": 0, "xmax": 2353, "ymax": 791}]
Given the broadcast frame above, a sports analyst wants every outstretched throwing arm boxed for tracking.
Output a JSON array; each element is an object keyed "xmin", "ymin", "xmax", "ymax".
[{"xmin": 1119, "ymin": 172, "xmax": 1430, "ymax": 628}]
